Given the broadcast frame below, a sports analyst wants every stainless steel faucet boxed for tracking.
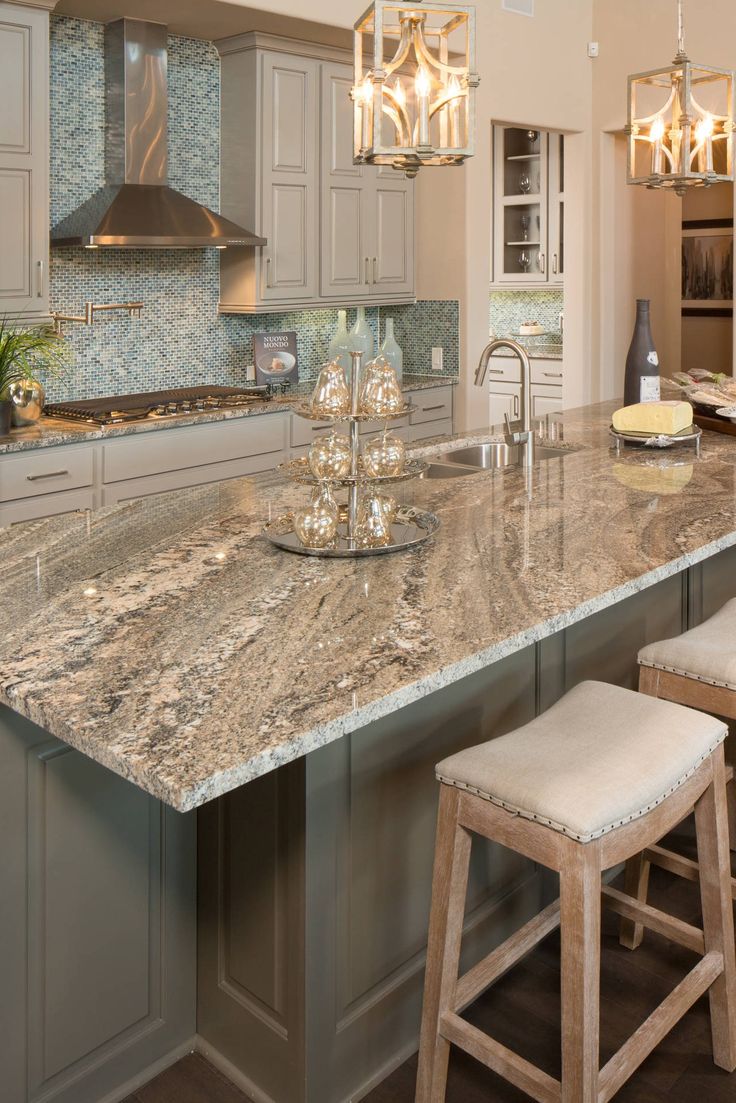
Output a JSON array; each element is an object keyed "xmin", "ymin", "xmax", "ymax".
[{"xmin": 474, "ymin": 338, "xmax": 535, "ymax": 467}]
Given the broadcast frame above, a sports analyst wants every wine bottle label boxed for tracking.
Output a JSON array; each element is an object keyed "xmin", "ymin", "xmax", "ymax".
[{"xmin": 640, "ymin": 375, "xmax": 661, "ymax": 402}]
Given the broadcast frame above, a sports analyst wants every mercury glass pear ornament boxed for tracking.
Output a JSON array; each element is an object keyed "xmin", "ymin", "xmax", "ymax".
[
  {"xmin": 293, "ymin": 482, "xmax": 338, "ymax": 549},
  {"xmin": 355, "ymin": 492, "xmax": 392, "ymax": 548},
  {"xmin": 363, "ymin": 429, "xmax": 406, "ymax": 478},
  {"xmin": 375, "ymin": 491, "xmax": 398, "ymax": 525},
  {"xmin": 310, "ymin": 361, "xmax": 350, "ymax": 417},
  {"xmin": 308, "ymin": 430, "xmax": 352, "ymax": 480},
  {"xmin": 8, "ymin": 378, "xmax": 45, "ymax": 426},
  {"xmin": 358, "ymin": 357, "xmax": 404, "ymax": 417}
]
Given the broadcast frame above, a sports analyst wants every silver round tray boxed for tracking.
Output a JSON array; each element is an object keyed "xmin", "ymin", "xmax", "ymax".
[
  {"xmin": 278, "ymin": 456, "xmax": 429, "ymax": 486},
  {"xmin": 610, "ymin": 424, "xmax": 701, "ymax": 454},
  {"xmin": 263, "ymin": 506, "xmax": 440, "ymax": 558},
  {"xmin": 291, "ymin": 401, "xmax": 414, "ymax": 423}
]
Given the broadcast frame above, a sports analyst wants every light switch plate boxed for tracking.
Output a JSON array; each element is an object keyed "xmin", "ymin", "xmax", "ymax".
[
  {"xmin": 432, "ymin": 347, "xmax": 444, "ymax": 373},
  {"xmin": 587, "ymin": 41, "xmax": 599, "ymax": 58}
]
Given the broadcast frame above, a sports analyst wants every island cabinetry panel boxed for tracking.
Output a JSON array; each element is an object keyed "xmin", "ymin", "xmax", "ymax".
[
  {"xmin": 197, "ymin": 646, "xmax": 543, "ymax": 1103},
  {"xmin": 487, "ymin": 357, "xmax": 563, "ymax": 426},
  {"xmin": 0, "ymin": 1, "xmax": 49, "ymax": 319},
  {"xmin": 0, "ymin": 704, "xmax": 196, "ymax": 1103}
]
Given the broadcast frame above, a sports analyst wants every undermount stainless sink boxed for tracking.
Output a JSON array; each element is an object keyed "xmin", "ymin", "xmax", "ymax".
[{"xmin": 421, "ymin": 441, "xmax": 571, "ymax": 479}]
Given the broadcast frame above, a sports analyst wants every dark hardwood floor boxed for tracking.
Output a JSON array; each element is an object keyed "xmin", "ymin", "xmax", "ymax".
[{"xmin": 124, "ymin": 830, "xmax": 736, "ymax": 1103}]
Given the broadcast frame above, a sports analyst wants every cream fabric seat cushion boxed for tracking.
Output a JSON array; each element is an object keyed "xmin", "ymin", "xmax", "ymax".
[
  {"xmin": 639, "ymin": 597, "xmax": 736, "ymax": 690},
  {"xmin": 435, "ymin": 681, "xmax": 726, "ymax": 843}
]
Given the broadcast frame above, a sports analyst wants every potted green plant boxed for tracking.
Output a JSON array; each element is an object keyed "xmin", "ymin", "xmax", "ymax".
[{"xmin": 0, "ymin": 317, "xmax": 69, "ymax": 436}]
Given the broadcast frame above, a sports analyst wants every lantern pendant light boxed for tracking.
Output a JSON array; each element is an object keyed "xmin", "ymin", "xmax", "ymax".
[
  {"xmin": 626, "ymin": 0, "xmax": 735, "ymax": 196},
  {"xmin": 352, "ymin": 1, "xmax": 479, "ymax": 178}
]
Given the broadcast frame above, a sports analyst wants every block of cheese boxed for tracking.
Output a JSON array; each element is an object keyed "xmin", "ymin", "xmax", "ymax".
[{"xmin": 612, "ymin": 401, "xmax": 693, "ymax": 436}]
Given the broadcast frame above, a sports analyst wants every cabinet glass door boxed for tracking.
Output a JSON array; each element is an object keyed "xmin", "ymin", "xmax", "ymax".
[
  {"xmin": 493, "ymin": 127, "xmax": 548, "ymax": 284},
  {"xmin": 548, "ymin": 133, "xmax": 565, "ymax": 284}
]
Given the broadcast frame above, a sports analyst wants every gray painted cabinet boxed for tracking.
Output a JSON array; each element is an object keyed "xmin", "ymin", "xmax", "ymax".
[
  {"xmin": 321, "ymin": 62, "xmax": 414, "ymax": 301},
  {"xmin": 0, "ymin": 1, "xmax": 50, "ymax": 318},
  {"xmin": 218, "ymin": 33, "xmax": 415, "ymax": 313},
  {"xmin": 0, "ymin": 705, "xmax": 196, "ymax": 1103}
]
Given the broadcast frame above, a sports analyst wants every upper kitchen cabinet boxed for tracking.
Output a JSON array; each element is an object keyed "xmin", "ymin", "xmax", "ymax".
[
  {"xmin": 217, "ymin": 34, "xmax": 415, "ymax": 313},
  {"xmin": 491, "ymin": 125, "xmax": 564, "ymax": 288},
  {"xmin": 0, "ymin": 1, "xmax": 51, "ymax": 319},
  {"xmin": 320, "ymin": 62, "xmax": 414, "ymax": 301}
]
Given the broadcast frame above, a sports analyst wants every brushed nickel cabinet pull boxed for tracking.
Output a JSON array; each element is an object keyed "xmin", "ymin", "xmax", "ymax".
[
  {"xmin": 487, "ymin": 368, "xmax": 505, "ymax": 375},
  {"xmin": 365, "ymin": 257, "xmax": 370, "ymax": 284},
  {"xmin": 36, "ymin": 260, "xmax": 44, "ymax": 298},
  {"xmin": 539, "ymin": 253, "xmax": 546, "ymax": 275},
  {"xmin": 543, "ymin": 371, "xmax": 563, "ymax": 379},
  {"xmin": 514, "ymin": 395, "xmax": 519, "ymax": 418},
  {"xmin": 265, "ymin": 256, "xmax": 272, "ymax": 288},
  {"xmin": 552, "ymin": 254, "xmax": 558, "ymax": 275},
  {"xmin": 422, "ymin": 404, "xmax": 445, "ymax": 412},
  {"xmin": 373, "ymin": 257, "xmax": 378, "ymax": 284},
  {"xmin": 26, "ymin": 469, "xmax": 69, "ymax": 482}
]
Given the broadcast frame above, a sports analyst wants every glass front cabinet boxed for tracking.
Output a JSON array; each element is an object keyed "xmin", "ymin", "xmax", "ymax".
[{"xmin": 491, "ymin": 125, "xmax": 564, "ymax": 287}]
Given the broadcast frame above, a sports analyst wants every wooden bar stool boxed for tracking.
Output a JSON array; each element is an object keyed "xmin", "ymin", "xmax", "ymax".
[
  {"xmin": 621, "ymin": 600, "xmax": 736, "ymax": 951},
  {"xmin": 416, "ymin": 680, "xmax": 736, "ymax": 1103}
]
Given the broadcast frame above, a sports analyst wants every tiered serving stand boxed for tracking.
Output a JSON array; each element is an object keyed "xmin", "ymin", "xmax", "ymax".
[{"xmin": 263, "ymin": 351, "xmax": 441, "ymax": 558}]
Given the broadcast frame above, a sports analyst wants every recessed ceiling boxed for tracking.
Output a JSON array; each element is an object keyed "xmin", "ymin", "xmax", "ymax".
[{"xmin": 54, "ymin": 0, "xmax": 352, "ymax": 46}]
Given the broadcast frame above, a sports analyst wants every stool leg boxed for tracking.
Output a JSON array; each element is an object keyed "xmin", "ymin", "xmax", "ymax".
[
  {"xmin": 619, "ymin": 852, "xmax": 651, "ymax": 950},
  {"xmin": 694, "ymin": 746, "xmax": 736, "ymax": 1072},
  {"xmin": 560, "ymin": 841, "xmax": 602, "ymax": 1103},
  {"xmin": 416, "ymin": 785, "xmax": 472, "ymax": 1103},
  {"xmin": 727, "ymin": 775, "xmax": 735, "ymax": 855}
]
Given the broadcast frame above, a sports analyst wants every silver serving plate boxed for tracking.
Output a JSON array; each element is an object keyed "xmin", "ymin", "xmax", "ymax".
[
  {"xmin": 291, "ymin": 402, "xmax": 415, "ymax": 422},
  {"xmin": 278, "ymin": 456, "xmax": 429, "ymax": 486},
  {"xmin": 609, "ymin": 424, "xmax": 701, "ymax": 455},
  {"xmin": 263, "ymin": 507, "xmax": 440, "ymax": 558}
]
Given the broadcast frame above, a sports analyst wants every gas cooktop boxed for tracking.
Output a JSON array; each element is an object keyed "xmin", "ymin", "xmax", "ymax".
[{"xmin": 44, "ymin": 385, "xmax": 283, "ymax": 426}]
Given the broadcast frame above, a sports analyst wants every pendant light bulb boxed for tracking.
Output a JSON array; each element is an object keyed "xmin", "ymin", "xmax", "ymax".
[{"xmin": 650, "ymin": 116, "xmax": 666, "ymax": 143}]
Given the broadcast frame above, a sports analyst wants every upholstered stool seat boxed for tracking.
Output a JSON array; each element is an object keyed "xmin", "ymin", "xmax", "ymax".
[
  {"xmin": 639, "ymin": 597, "xmax": 736, "ymax": 690},
  {"xmin": 618, "ymin": 603, "xmax": 736, "ymax": 951},
  {"xmin": 436, "ymin": 680, "xmax": 726, "ymax": 843},
  {"xmin": 416, "ymin": 680, "xmax": 736, "ymax": 1103}
]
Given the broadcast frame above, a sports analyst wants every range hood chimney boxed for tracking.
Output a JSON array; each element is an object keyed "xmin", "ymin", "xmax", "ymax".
[{"xmin": 51, "ymin": 19, "xmax": 266, "ymax": 249}]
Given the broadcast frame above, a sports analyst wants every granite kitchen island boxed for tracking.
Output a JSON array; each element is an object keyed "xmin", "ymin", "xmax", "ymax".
[{"xmin": 2, "ymin": 400, "xmax": 736, "ymax": 1103}]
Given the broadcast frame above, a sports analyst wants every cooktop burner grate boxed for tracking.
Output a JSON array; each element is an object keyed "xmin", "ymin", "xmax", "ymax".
[{"xmin": 44, "ymin": 385, "xmax": 274, "ymax": 425}]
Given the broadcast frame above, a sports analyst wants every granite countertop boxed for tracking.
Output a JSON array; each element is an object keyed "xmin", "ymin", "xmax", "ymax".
[
  {"xmin": 1, "ymin": 400, "xmax": 733, "ymax": 812},
  {"xmin": 0, "ymin": 374, "xmax": 458, "ymax": 455},
  {"xmin": 491, "ymin": 342, "xmax": 563, "ymax": 361}
]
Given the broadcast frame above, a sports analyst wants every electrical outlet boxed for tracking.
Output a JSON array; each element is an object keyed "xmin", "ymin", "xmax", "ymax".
[
  {"xmin": 588, "ymin": 41, "xmax": 599, "ymax": 58},
  {"xmin": 431, "ymin": 347, "xmax": 444, "ymax": 373},
  {"xmin": 245, "ymin": 363, "xmax": 256, "ymax": 382}
]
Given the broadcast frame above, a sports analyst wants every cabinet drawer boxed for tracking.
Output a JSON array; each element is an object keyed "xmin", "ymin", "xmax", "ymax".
[
  {"xmin": 101, "ymin": 451, "xmax": 284, "ymax": 506},
  {"xmin": 0, "ymin": 445, "xmax": 94, "ymax": 503},
  {"xmin": 103, "ymin": 415, "xmax": 288, "ymax": 484},
  {"xmin": 0, "ymin": 487, "xmax": 95, "ymax": 527},
  {"xmin": 409, "ymin": 386, "xmax": 453, "ymax": 425},
  {"xmin": 487, "ymin": 356, "xmax": 521, "ymax": 383},
  {"xmin": 359, "ymin": 415, "xmax": 409, "ymax": 437},
  {"xmin": 531, "ymin": 359, "xmax": 563, "ymax": 385},
  {"xmin": 409, "ymin": 417, "xmax": 453, "ymax": 443},
  {"xmin": 291, "ymin": 414, "xmax": 334, "ymax": 448}
]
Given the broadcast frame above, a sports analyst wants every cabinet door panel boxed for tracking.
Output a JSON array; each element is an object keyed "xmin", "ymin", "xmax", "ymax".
[
  {"xmin": 271, "ymin": 65, "xmax": 309, "ymax": 172},
  {"xmin": 320, "ymin": 63, "xmax": 370, "ymax": 298},
  {"xmin": 269, "ymin": 183, "xmax": 309, "ymax": 288},
  {"xmin": 260, "ymin": 52, "xmax": 319, "ymax": 302},
  {"xmin": 0, "ymin": 4, "xmax": 48, "ymax": 318},
  {"xmin": 530, "ymin": 387, "xmax": 563, "ymax": 419},
  {"xmin": 488, "ymin": 383, "xmax": 520, "ymax": 429},
  {"xmin": 0, "ymin": 20, "xmax": 29, "ymax": 152},
  {"xmin": 0, "ymin": 167, "xmax": 30, "ymax": 298},
  {"xmin": 373, "ymin": 186, "xmax": 414, "ymax": 294}
]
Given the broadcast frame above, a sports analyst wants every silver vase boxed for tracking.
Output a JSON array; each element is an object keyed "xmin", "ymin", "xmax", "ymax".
[{"xmin": 8, "ymin": 378, "xmax": 45, "ymax": 426}]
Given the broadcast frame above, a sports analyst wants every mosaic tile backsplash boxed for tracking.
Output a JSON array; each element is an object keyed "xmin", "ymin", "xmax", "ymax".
[
  {"xmin": 489, "ymin": 290, "xmax": 564, "ymax": 343},
  {"xmin": 47, "ymin": 16, "xmax": 459, "ymax": 402}
]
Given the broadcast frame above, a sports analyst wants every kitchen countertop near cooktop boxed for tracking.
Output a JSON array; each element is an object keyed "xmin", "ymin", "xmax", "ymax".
[
  {"xmin": 0, "ymin": 375, "xmax": 458, "ymax": 455},
  {"xmin": 2, "ymin": 400, "xmax": 736, "ymax": 812}
]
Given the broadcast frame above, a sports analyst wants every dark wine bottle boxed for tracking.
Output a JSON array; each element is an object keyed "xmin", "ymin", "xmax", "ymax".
[{"xmin": 624, "ymin": 299, "xmax": 660, "ymax": 406}]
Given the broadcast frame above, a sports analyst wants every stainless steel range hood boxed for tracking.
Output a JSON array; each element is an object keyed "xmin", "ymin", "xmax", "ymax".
[{"xmin": 51, "ymin": 19, "xmax": 266, "ymax": 249}]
